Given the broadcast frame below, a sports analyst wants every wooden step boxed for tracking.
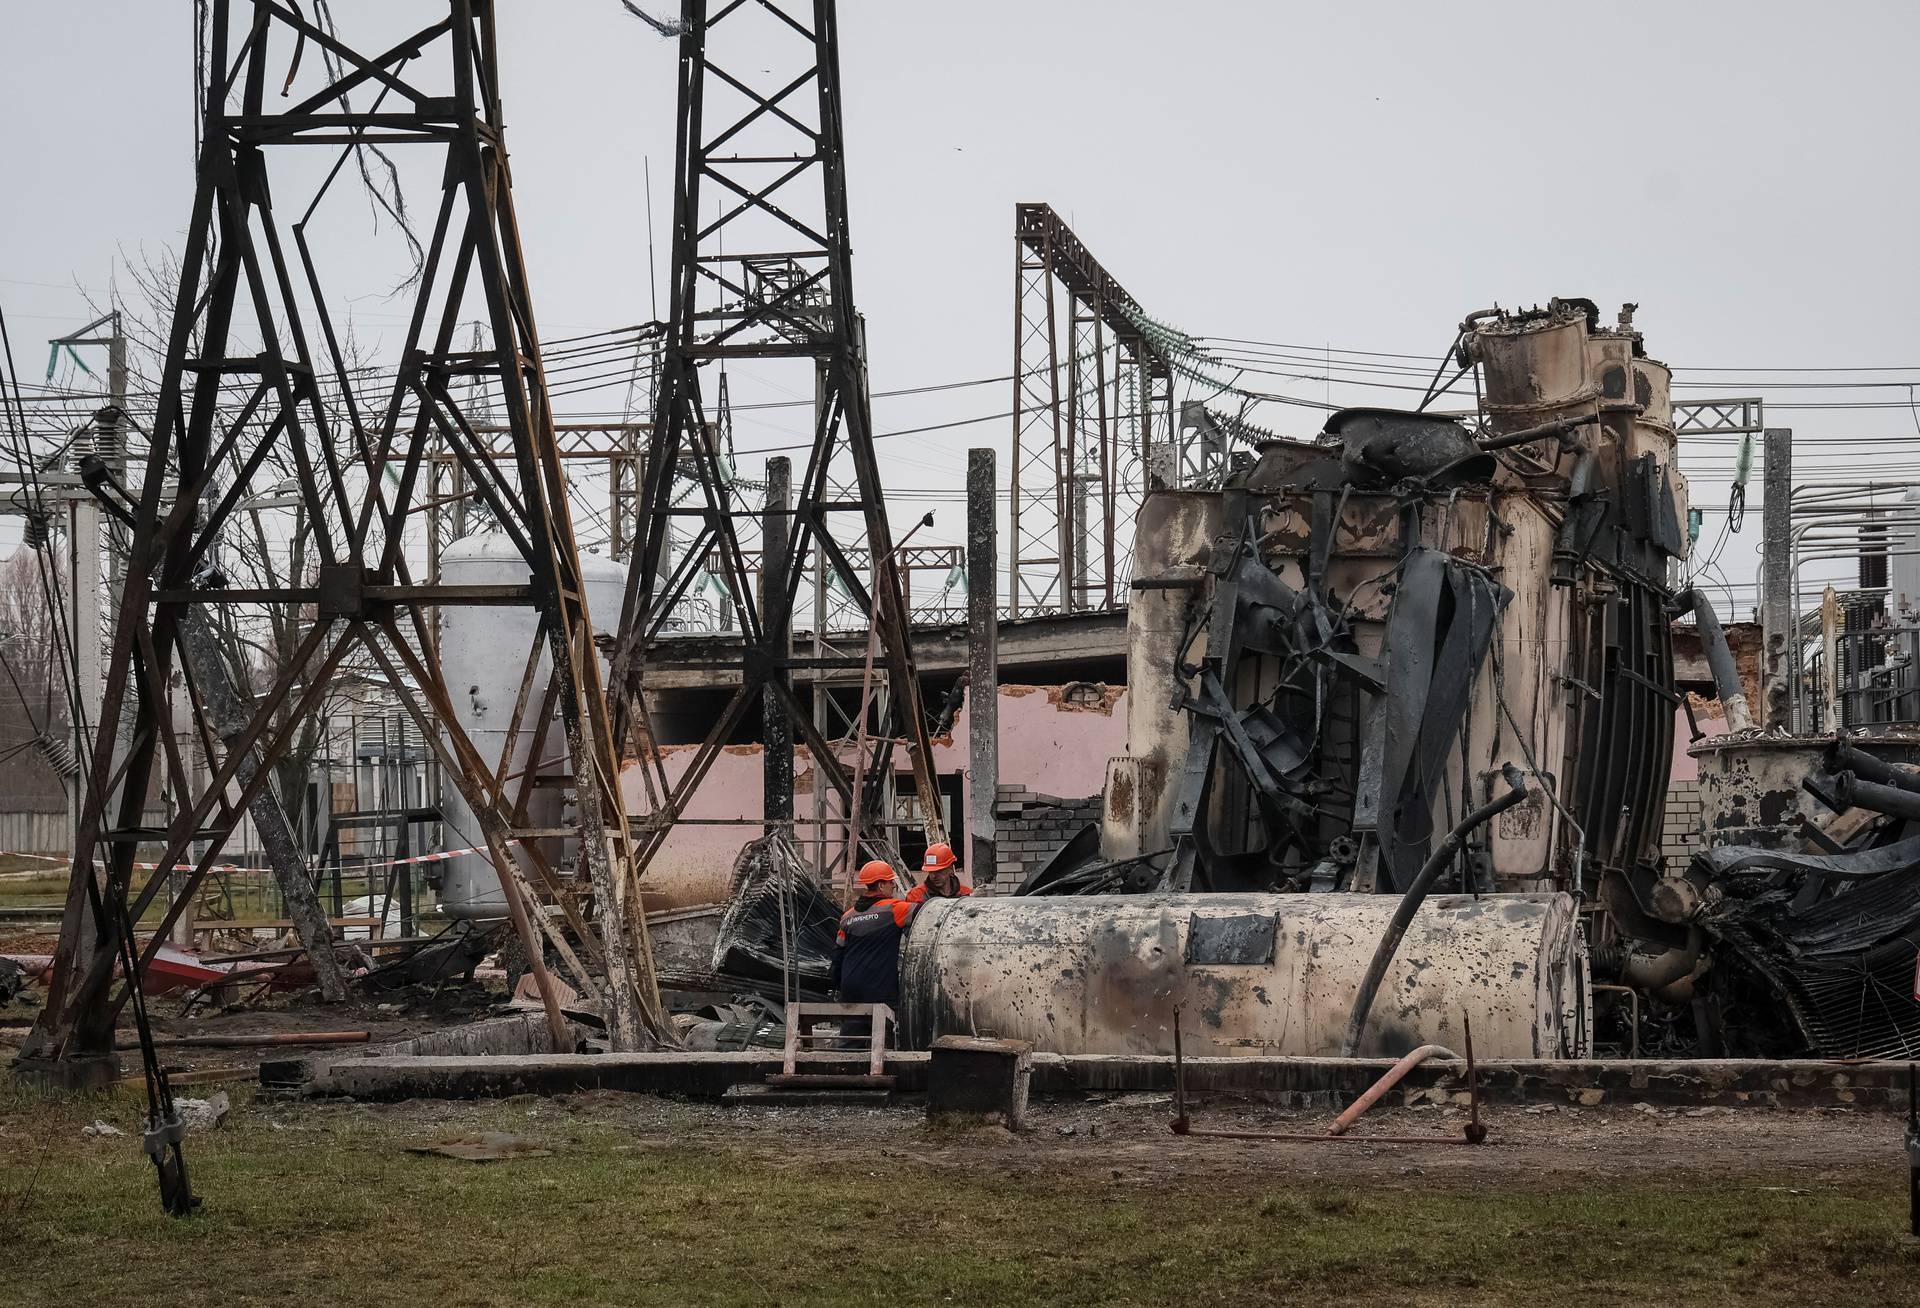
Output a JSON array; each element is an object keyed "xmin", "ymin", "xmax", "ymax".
[
  {"xmin": 722, "ymin": 1081, "xmax": 892, "ymax": 1108},
  {"xmin": 765, "ymin": 1073, "xmax": 896, "ymax": 1090}
]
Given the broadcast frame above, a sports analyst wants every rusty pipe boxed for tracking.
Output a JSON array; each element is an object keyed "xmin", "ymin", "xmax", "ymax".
[
  {"xmin": 1340, "ymin": 764, "xmax": 1531, "ymax": 1058},
  {"xmin": 1169, "ymin": 1008, "xmax": 1481, "ymax": 1147},
  {"xmin": 1326, "ymin": 1043, "xmax": 1459, "ymax": 1135},
  {"xmin": 114, "ymin": 1030, "xmax": 372, "ymax": 1050},
  {"xmin": 1453, "ymin": 309, "xmax": 1501, "ymax": 367},
  {"xmin": 1670, "ymin": 589, "xmax": 1752, "ymax": 733},
  {"xmin": 1475, "ymin": 415, "xmax": 1595, "ymax": 453},
  {"xmin": 1170, "ymin": 1126, "xmax": 1486, "ymax": 1145}
]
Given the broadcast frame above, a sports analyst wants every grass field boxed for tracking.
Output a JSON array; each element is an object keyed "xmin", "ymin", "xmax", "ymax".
[
  {"xmin": 3, "ymin": 1083, "xmax": 1917, "ymax": 1308},
  {"xmin": 0, "ymin": 859, "xmax": 421, "ymax": 930},
  {"xmin": 0, "ymin": 870, "xmax": 67, "ymax": 910}
]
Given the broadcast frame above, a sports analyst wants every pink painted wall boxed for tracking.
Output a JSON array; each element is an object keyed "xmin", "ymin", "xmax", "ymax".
[
  {"xmin": 1669, "ymin": 709, "xmax": 1728, "ymax": 782},
  {"xmin": 623, "ymin": 685, "xmax": 1128, "ymax": 910}
]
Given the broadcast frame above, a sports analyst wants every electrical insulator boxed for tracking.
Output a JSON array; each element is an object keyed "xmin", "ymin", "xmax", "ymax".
[{"xmin": 21, "ymin": 512, "xmax": 49, "ymax": 551}]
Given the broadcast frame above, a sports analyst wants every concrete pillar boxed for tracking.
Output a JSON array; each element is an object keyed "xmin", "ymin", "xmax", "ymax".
[
  {"xmin": 1759, "ymin": 427, "xmax": 1794, "ymax": 731},
  {"xmin": 762, "ymin": 456, "xmax": 794, "ymax": 825},
  {"xmin": 67, "ymin": 496, "xmax": 101, "ymax": 844},
  {"xmin": 966, "ymin": 448, "xmax": 999, "ymax": 886}
]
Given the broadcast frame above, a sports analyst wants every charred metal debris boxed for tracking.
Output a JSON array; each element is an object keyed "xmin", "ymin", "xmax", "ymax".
[
  {"xmin": 1028, "ymin": 296, "xmax": 1920, "ymax": 1062},
  {"xmin": 1049, "ymin": 298, "xmax": 1773, "ymax": 1055},
  {"xmin": 1079, "ymin": 301, "xmax": 1688, "ymax": 908},
  {"xmin": 1677, "ymin": 737, "xmax": 1920, "ymax": 1059}
]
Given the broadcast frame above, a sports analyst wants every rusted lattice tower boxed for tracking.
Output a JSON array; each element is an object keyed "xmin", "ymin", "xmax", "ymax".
[
  {"xmin": 610, "ymin": 0, "xmax": 944, "ymax": 879},
  {"xmin": 17, "ymin": 0, "xmax": 670, "ymax": 1083},
  {"xmin": 1008, "ymin": 203, "xmax": 1177, "ymax": 618}
]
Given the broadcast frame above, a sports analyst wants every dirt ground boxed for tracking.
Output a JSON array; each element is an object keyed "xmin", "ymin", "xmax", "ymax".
[
  {"xmin": 0, "ymin": 958, "xmax": 1911, "ymax": 1192},
  {"xmin": 5, "ymin": 955, "xmax": 1920, "ymax": 1305},
  {"xmin": 295, "ymin": 1084, "xmax": 1912, "ymax": 1193},
  {"xmin": 3, "ymin": 1081, "xmax": 1918, "ymax": 1307}
]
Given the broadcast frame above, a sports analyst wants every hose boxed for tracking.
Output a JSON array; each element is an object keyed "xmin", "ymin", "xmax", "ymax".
[{"xmin": 1340, "ymin": 764, "xmax": 1531, "ymax": 1058}]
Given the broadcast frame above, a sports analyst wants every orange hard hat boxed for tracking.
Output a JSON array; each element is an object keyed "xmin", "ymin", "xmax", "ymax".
[
  {"xmin": 921, "ymin": 842, "xmax": 956, "ymax": 873},
  {"xmin": 857, "ymin": 860, "xmax": 897, "ymax": 888}
]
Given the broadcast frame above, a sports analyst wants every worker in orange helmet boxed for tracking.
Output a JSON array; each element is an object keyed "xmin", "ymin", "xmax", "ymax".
[
  {"xmin": 906, "ymin": 841, "xmax": 972, "ymax": 904},
  {"xmin": 829, "ymin": 860, "xmax": 917, "ymax": 1043}
]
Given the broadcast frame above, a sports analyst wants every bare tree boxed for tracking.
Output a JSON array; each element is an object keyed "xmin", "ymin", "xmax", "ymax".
[{"xmin": 0, "ymin": 548, "xmax": 71, "ymax": 783}]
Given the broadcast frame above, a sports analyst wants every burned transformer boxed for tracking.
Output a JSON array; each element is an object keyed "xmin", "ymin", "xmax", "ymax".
[
  {"xmin": 908, "ymin": 297, "xmax": 1920, "ymax": 1061},
  {"xmin": 915, "ymin": 299, "xmax": 1706, "ymax": 1060}
]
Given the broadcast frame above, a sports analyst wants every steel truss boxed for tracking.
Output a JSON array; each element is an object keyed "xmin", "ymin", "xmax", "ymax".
[
  {"xmin": 18, "ymin": 0, "xmax": 669, "ymax": 1075},
  {"xmin": 610, "ymin": 0, "xmax": 944, "ymax": 878},
  {"xmin": 1009, "ymin": 203, "xmax": 1178, "ymax": 618}
]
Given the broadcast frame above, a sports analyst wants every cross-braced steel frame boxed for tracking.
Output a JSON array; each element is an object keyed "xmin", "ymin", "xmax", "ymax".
[
  {"xmin": 610, "ymin": 0, "xmax": 945, "ymax": 877},
  {"xmin": 16, "ymin": 0, "xmax": 670, "ymax": 1076},
  {"xmin": 1008, "ymin": 203, "xmax": 1176, "ymax": 619}
]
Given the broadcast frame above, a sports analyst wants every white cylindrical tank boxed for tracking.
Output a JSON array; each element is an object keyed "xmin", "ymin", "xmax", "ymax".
[
  {"xmin": 436, "ymin": 532, "xmax": 627, "ymax": 920},
  {"xmin": 899, "ymin": 892, "xmax": 1589, "ymax": 1059}
]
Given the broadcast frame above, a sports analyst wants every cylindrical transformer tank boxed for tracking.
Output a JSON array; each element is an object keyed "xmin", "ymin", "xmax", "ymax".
[
  {"xmin": 1688, "ymin": 733, "xmax": 1920, "ymax": 851},
  {"xmin": 899, "ymin": 892, "xmax": 1590, "ymax": 1059},
  {"xmin": 435, "ymin": 532, "xmax": 627, "ymax": 920}
]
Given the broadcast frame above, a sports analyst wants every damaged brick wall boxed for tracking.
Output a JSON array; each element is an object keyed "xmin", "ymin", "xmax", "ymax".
[
  {"xmin": 983, "ymin": 784, "xmax": 1101, "ymax": 893},
  {"xmin": 1661, "ymin": 778, "xmax": 1704, "ymax": 870}
]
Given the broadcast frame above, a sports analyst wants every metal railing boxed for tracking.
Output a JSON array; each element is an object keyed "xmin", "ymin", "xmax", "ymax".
[{"xmin": 1805, "ymin": 624, "xmax": 1920, "ymax": 732}]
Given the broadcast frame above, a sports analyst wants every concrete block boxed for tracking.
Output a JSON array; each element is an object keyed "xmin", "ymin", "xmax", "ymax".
[{"xmin": 926, "ymin": 1035, "xmax": 1032, "ymax": 1129}]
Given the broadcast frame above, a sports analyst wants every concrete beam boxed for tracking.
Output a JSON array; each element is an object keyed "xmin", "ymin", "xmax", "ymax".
[
  {"xmin": 636, "ymin": 608, "xmax": 1128, "ymax": 691},
  {"xmin": 289, "ymin": 1049, "xmax": 1914, "ymax": 1110}
]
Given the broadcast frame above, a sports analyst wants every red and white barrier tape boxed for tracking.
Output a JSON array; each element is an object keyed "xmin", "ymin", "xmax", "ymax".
[{"xmin": 0, "ymin": 845, "xmax": 493, "ymax": 876}]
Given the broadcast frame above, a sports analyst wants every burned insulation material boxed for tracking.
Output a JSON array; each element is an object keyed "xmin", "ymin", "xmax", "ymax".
[
  {"xmin": 708, "ymin": 835, "xmax": 842, "ymax": 995},
  {"xmin": 1696, "ymin": 847, "xmax": 1920, "ymax": 1059},
  {"xmin": 1085, "ymin": 299, "xmax": 1710, "ymax": 1054},
  {"xmin": 1681, "ymin": 754, "xmax": 1920, "ymax": 1059}
]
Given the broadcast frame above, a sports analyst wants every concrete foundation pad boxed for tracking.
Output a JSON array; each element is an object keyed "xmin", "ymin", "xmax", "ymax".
[
  {"xmin": 1053, "ymin": 1055, "xmax": 1911, "ymax": 1109},
  {"xmin": 262, "ymin": 1010, "xmax": 589, "ymax": 1089},
  {"xmin": 290, "ymin": 1048, "xmax": 1914, "ymax": 1109},
  {"xmin": 303, "ymin": 1051, "xmax": 924, "ymax": 1100}
]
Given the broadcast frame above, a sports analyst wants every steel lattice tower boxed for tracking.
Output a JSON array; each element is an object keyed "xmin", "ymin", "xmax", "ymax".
[
  {"xmin": 17, "ymin": 0, "xmax": 670, "ymax": 1078},
  {"xmin": 610, "ymin": 0, "xmax": 945, "ymax": 879}
]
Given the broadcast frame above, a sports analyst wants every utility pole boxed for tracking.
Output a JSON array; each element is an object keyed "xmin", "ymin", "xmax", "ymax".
[
  {"xmin": 66, "ymin": 485, "xmax": 101, "ymax": 851},
  {"xmin": 1760, "ymin": 427, "xmax": 1795, "ymax": 731},
  {"xmin": 48, "ymin": 313, "xmax": 130, "ymax": 854},
  {"xmin": 762, "ymin": 457, "xmax": 793, "ymax": 827},
  {"xmin": 966, "ymin": 449, "xmax": 999, "ymax": 886}
]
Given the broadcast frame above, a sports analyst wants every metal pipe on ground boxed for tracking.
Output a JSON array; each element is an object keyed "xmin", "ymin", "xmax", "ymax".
[
  {"xmin": 1326, "ymin": 1043, "xmax": 1458, "ymax": 1135},
  {"xmin": 1340, "ymin": 765, "xmax": 1532, "ymax": 1058},
  {"xmin": 114, "ymin": 1030, "xmax": 371, "ymax": 1050},
  {"xmin": 1170, "ymin": 1007, "xmax": 1487, "ymax": 1146}
]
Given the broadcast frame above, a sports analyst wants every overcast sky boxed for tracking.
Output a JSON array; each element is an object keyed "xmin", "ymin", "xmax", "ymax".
[{"xmin": 6, "ymin": 1, "xmax": 1919, "ymax": 612}]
